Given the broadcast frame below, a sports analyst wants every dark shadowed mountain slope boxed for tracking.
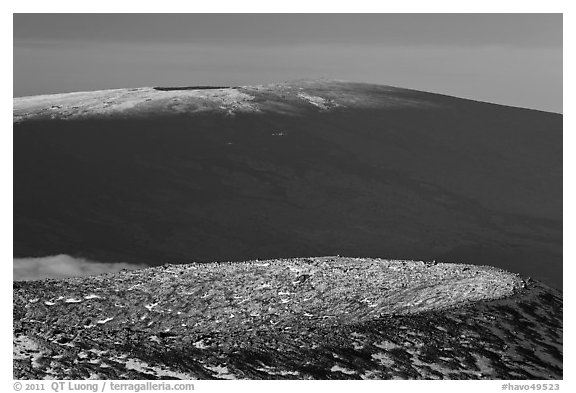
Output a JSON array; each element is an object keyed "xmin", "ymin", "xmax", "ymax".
[
  {"xmin": 13, "ymin": 81, "xmax": 562, "ymax": 287},
  {"xmin": 13, "ymin": 257, "xmax": 562, "ymax": 379}
]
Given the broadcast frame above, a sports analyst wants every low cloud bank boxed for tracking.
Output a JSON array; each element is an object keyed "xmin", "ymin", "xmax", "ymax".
[{"xmin": 13, "ymin": 254, "xmax": 146, "ymax": 281}]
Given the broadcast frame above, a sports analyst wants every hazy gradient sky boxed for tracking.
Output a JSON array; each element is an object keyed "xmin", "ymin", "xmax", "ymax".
[{"xmin": 13, "ymin": 14, "xmax": 562, "ymax": 112}]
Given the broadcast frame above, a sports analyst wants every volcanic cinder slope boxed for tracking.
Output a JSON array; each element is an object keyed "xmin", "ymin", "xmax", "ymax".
[
  {"xmin": 13, "ymin": 257, "xmax": 562, "ymax": 380},
  {"xmin": 13, "ymin": 80, "xmax": 562, "ymax": 288}
]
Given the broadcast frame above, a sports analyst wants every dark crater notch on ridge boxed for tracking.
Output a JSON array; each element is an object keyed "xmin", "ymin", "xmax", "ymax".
[{"xmin": 153, "ymin": 86, "xmax": 235, "ymax": 91}]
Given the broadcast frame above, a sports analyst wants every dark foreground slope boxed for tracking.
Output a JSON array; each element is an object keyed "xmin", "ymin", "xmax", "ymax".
[
  {"xmin": 13, "ymin": 257, "xmax": 562, "ymax": 379},
  {"xmin": 13, "ymin": 81, "xmax": 562, "ymax": 287}
]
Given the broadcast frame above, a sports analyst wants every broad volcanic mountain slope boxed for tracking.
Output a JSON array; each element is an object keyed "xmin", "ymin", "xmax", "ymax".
[
  {"xmin": 13, "ymin": 81, "xmax": 562, "ymax": 287},
  {"xmin": 13, "ymin": 257, "xmax": 562, "ymax": 379}
]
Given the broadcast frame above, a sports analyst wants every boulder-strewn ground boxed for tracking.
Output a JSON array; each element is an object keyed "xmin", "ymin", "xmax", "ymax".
[{"xmin": 13, "ymin": 257, "xmax": 562, "ymax": 379}]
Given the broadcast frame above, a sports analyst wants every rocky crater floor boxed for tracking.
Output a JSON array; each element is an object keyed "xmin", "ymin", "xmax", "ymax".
[{"xmin": 13, "ymin": 257, "xmax": 562, "ymax": 379}]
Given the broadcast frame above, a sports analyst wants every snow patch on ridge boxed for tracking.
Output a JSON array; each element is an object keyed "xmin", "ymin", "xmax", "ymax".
[
  {"xmin": 13, "ymin": 87, "xmax": 260, "ymax": 122},
  {"xmin": 297, "ymin": 92, "xmax": 336, "ymax": 110}
]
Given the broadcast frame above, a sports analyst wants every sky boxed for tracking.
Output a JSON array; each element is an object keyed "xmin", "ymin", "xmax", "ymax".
[{"xmin": 13, "ymin": 14, "xmax": 562, "ymax": 112}]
